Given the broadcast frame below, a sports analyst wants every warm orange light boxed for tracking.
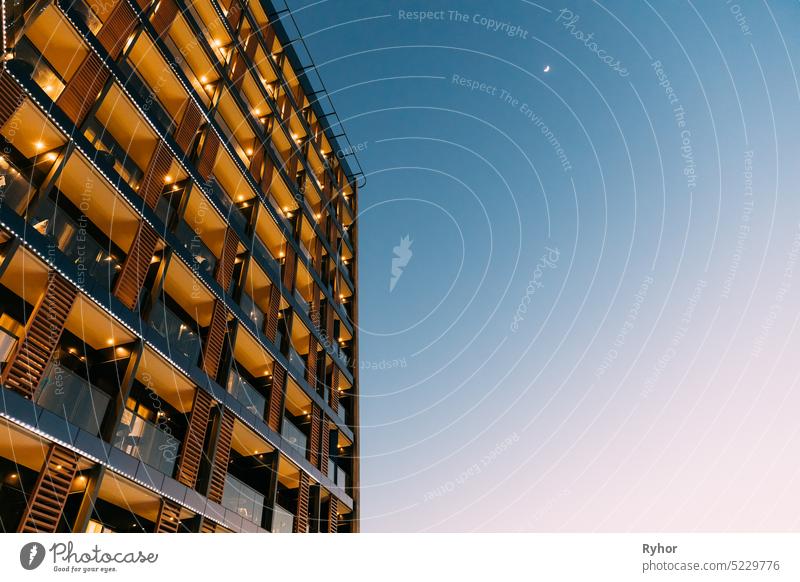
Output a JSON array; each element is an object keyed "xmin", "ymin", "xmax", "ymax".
[
  {"xmin": 164, "ymin": 175, "xmax": 173, "ymax": 183},
  {"xmin": 34, "ymin": 141, "xmax": 45, "ymax": 151},
  {"xmin": 246, "ymin": 148, "xmax": 253, "ymax": 156},
  {"xmin": 106, "ymin": 338, "xmax": 114, "ymax": 346},
  {"xmin": 200, "ymin": 75, "xmax": 208, "ymax": 83}
]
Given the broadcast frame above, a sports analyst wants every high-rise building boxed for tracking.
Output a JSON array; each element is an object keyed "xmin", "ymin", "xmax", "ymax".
[{"xmin": 0, "ymin": 0, "xmax": 360, "ymax": 533}]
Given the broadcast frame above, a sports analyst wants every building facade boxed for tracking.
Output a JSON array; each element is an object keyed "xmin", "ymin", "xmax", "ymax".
[{"xmin": 0, "ymin": 0, "xmax": 360, "ymax": 533}]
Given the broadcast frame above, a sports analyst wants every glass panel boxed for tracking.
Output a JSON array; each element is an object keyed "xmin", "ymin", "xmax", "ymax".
[
  {"xmin": 287, "ymin": 346, "xmax": 305, "ymax": 379},
  {"xmin": 337, "ymin": 401, "xmax": 346, "ymax": 423},
  {"xmin": 113, "ymin": 409, "xmax": 180, "ymax": 475},
  {"xmin": 0, "ymin": 155, "xmax": 34, "ymax": 214},
  {"xmin": 281, "ymin": 417, "xmax": 307, "ymax": 457},
  {"xmin": 251, "ymin": 235, "xmax": 279, "ymax": 278},
  {"xmin": 150, "ymin": 299, "xmax": 202, "ymax": 364},
  {"xmin": 271, "ymin": 503, "xmax": 294, "ymax": 533},
  {"xmin": 239, "ymin": 292, "xmax": 264, "ymax": 330},
  {"xmin": 267, "ymin": 194, "xmax": 290, "ymax": 227},
  {"xmin": 336, "ymin": 466, "xmax": 348, "ymax": 490},
  {"xmin": 175, "ymin": 220, "xmax": 217, "ymax": 277},
  {"xmin": 227, "ymin": 368, "xmax": 266, "ymax": 418},
  {"xmin": 222, "ymin": 474, "xmax": 264, "ymax": 525},
  {"xmin": 293, "ymin": 289, "xmax": 309, "ymax": 315},
  {"xmin": 15, "ymin": 37, "xmax": 66, "ymax": 101},
  {"xmin": 36, "ymin": 364, "xmax": 111, "ymax": 435}
]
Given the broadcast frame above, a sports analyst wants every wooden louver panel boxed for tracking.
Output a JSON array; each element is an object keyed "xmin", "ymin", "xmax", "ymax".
[
  {"xmin": 206, "ymin": 410, "xmax": 234, "ymax": 503},
  {"xmin": 139, "ymin": 140, "xmax": 172, "ymax": 209},
  {"xmin": 305, "ymin": 336, "xmax": 317, "ymax": 388},
  {"xmin": 174, "ymin": 100, "xmax": 203, "ymax": 153},
  {"xmin": 329, "ymin": 367, "xmax": 339, "ymax": 411},
  {"xmin": 96, "ymin": 0, "xmax": 137, "ymax": 59},
  {"xmin": 264, "ymin": 284, "xmax": 280, "ymax": 343},
  {"xmin": 113, "ymin": 220, "xmax": 158, "ymax": 309},
  {"xmin": 227, "ymin": 0, "xmax": 242, "ymax": 28},
  {"xmin": 328, "ymin": 497, "xmax": 338, "ymax": 533},
  {"xmin": 201, "ymin": 300, "xmax": 228, "ymax": 379},
  {"xmin": 196, "ymin": 130, "xmax": 220, "ymax": 180},
  {"xmin": 155, "ymin": 499, "xmax": 182, "ymax": 533},
  {"xmin": 17, "ymin": 444, "xmax": 79, "ymax": 532},
  {"xmin": 308, "ymin": 404, "xmax": 321, "ymax": 466},
  {"xmin": 294, "ymin": 472, "xmax": 310, "ymax": 533},
  {"xmin": 267, "ymin": 362, "xmax": 286, "ymax": 432},
  {"xmin": 282, "ymin": 246, "xmax": 296, "ymax": 291},
  {"xmin": 2, "ymin": 272, "xmax": 77, "ymax": 398},
  {"xmin": 0, "ymin": 69, "xmax": 25, "ymax": 127},
  {"xmin": 319, "ymin": 414, "xmax": 330, "ymax": 473},
  {"xmin": 215, "ymin": 227, "xmax": 239, "ymax": 290},
  {"xmin": 199, "ymin": 518, "xmax": 217, "ymax": 533},
  {"xmin": 175, "ymin": 389, "xmax": 214, "ymax": 487},
  {"xmin": 56, "ymin": 52, "xmax": 108, "ymax": 125},
  {"xmin": 150, "ymin": 0, "xmax": 178, "ymax": 38}
]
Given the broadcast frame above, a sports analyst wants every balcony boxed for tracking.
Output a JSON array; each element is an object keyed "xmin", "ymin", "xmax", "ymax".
[
  {"xmin": 271, "ymin": 503, "xmax": 294, "ymax": 533},
  {"xmin": 13, "ymin": 36, "xmax": 66, "ymax": 102},
  {"xmin": 281, "ymin": 416, "xmax": 307, "ymax": 458},
  {"xmin": 267, "ymin": 194, "xmax": 290, "ymax": 228},
  {"xmin": 150, "ymin": 299, "xmax": 202, "ymax": 364},
  {"xmin": 287, "ymin": 346, "xmax": 305, "ymax": 380},
  {"xmin": 221, "ymin": 474, "xmax": 264, "ymax": 525},
  {"xmin": 227, "ymin": 368, "xmax": 266, "ymax": 419},
  {"xmin": 293, "ymin": 289, "xmax": 309, "ymax": 315},
  {"xmin": 116, "ymin": 60, "xmax": 174, "ymax": 137},
  {"xmin": 337, "ymin": 401, "xmax": 346, "ymax": 424},
  {"xmin": 36, "ymin": 363, "xmax": 111, "ymax": 436},
  {"xmin": 251, "ymin": 235, "xmax": 280, "ymax": 279},
  {"xmin": 113, "ymin": 409, "xmax": 180, "ymax": 476},
  {"xmin": 175, "ymin": 220, "xmax": 217, "ymax": 278}
]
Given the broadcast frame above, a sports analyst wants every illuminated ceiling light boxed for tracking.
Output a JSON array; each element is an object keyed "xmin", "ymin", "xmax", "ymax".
[
  {"xmin": 45, "ymin": 152, "xmax": 57, "ymax": 161},
  {"xmin": 246, "ymin": 148, "xmax": 253, "ymax": 156},
  {"xmin": 213, "ymin": 39, "xmax": 222, "ymax": 47},
  {"xmin": 164, "ymin": 175, "xmax": 173, "ymax": 183},
  {"xmin": 34, "ymin": 141, "xmax": 45, "ymax": 151},
  {"xmin": 106, "ymin": 338, "xmax": 114, "ymax": 346},
  {"xmin": 253, "ymin": 108, "xmax": 261, "ymax": 115},
  {"xmin": 200, "ymin": 75, "xmax": 208, "ymax": 83}
]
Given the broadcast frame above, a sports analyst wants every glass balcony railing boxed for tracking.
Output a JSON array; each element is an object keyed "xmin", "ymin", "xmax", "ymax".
[
  {"xmin": 116, "ymin": 60, "xmax": 174, "ymax": 136},
  {"xmin": 36, "ymin": 363, "xmax": 111, "ymax": 436},
  {"xmin": 337, "ymin": 401, "xmax": 346, "ymax": 423},
  {"xmin": 334, "ymin": 465, "xmax": 348, "ymax": 491},
  {"xmin": 175, "ymin": 220, "xmax": 217, "ymax": 277},
  {"xmin": 150, "ymin": 299, "xmax": 202, "ymax": 364},
  {"xmin": 206, "ymin": 178, "xmax": 247, "ymax": 233},
  {"xmin": 31, "ymin": 197, "xmax": 122, "ymax": 290},
  {"xmin": 239, "ymin": 292, "xmax": 264, "ymax": 330},
  {"xmin": 287, "ymin": 346, "xmax": 306, "ymax": 380},
  {"xmin": 14, "ymin": 37, "xmax": 66, "ymax": 102},
  {"xmin": 271, "ymin": 503, "xmax": 294, "ymax": 533},
  {"xmin": 0, "ymin": 155, "xmax": 34, "ymax": 215},
  {"xmin": 113, "ymin": 409, "xmax": 180, "ymax": 476},
  {"xmin": 298, "ymin": 240, "xmax": 312, "ymax": 262},
  {"xmin": 267, "ymin": 194, "xmax": 290, "ymax": 228},
  {"xmin": 251, "ymin": 236, "xmax": 280, "ymax": 279},
  {"xmin": 281, "ymin": 417, "xmax": 307, "ymax": 457},
  {"xmin": 293, "ymin": 289, "xmax": 309, "ymax": 315},
  {"xmin": 222, "ymin": 474, "xmax": 264, "ymax": 525},
  {"xmin": 227, "ymin": 368, "xmax": 266, "ymax": 419}
]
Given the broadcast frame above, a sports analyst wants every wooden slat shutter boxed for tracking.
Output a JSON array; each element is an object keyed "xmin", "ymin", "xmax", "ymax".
[
  {"xmin": 308, "ymin": 404, "xmax": 320, "ymax": 466},
  {"xmin": 214, "ymin": 227, "xmax": 238, "ymax": 290},
  {"xmin": 206, "ymin": 410, "xmax": 234, "ymax": 503},
  {"xmin": 150, "ymin": 0, "xmax": 178, "ymax": 38},
  {"xmin": 267, "ymin": 362, "xmax": 285, "ymax": 432},
  {"xmin": 2, "ymin": 273, "xmax": 77, "ymax": 398},
  {"xmin": 249, "ymin": 143, "xmax": 264, "ymax": 184},
  {"xmin": 0, "ymin": 68, "xmax": 24, "ymax": 127},
  {"xmin": 293, "ymin": 472, "xmax": 310, "ymax": 533},
  {"xmin": 201, "ymin": 300, "xmax": 227, "ymax": 378},
  {"xmin": 139, "ymin": 140, "xmax": 172, "ymax": 209},
  {"xmin": 328, "ymin": 497, "xmax": 338, "ymax": 533},
  {"xmin": 174, "ymin": 100, "xmax": 203, "ymax": 153},
  {"xmin": 154, "ymin": 499, "xmax": 181, "ymax": 532},
  {"xmin": 319, "ymin": 413, "xmax": 329, "ymax": 473},
  {"xmin": 226, "ymin": 0, "xmax": 242, "ymax": 28},
  {"xmin": 96, "ymin": 0, "xmax": 137, "ymax": 59},
  {"xmin": 113, "ymin": 220, "xmax": 158, "ymax": 309},
  {"xmin": 175, "ymin": 389, "xmax": 213, "ymax": 488},
  {"xmin": 56, "ymin": 52, "xmax": 108, "ymax": 125},
  {"xmin": 260, "ymin": 147, "xmax": 275, "ymax": 192},
  {"xmin": 17, "ymin": 444, "xmax": 79, "ymax": 532},
  {"xmin": 264, "ymin": 284, "xmax": 280, "ymax": 343},
  {"xmin": 196, "ymin": 130, "xmax": 220, "ymax": 180},
  {"xmin": 282, "ymin": 245, "xmax": 295, "ymax": 290},
  {"xmin": 329, "ymin": 366, "xmax": 339, "ymax": 411}
]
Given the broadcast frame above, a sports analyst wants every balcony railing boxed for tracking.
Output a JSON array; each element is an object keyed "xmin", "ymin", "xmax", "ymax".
[
  {"xmin": 271, "ymin": 503, "xmax": 294, "ymax": 533},
  {"xmin": 239, "ymin": 292, "xmax": 264, "ymax": 330},
  {"xmin": 14, "ymin": 37, "xmax": 66, "ymax": 102},
  {"xmin": 113, "ymin": 409, "xmax": 180, "ymax": 476},
  {"xmin": 293, "ymin": 289, "xmax": 309, "ymax": 315},
  {"xmin": 281, "ymin": 416, "xmax": 307, "ymax": 458},
  {"xmin": 150, "ymin": 299, "xmax": 202, "ymax": 364},
  {"xmin": 0, "ymin": 155, "xmax": 34, "ymax": 215},
  {"xmin": 337, "ymin": 401, "xmax": 346, "ymax": 424},
  {"xmin": 175, "ymin": 220, "xmax": 217, "ymax": 277},
  {"xmin": 227, "ymin": 368, "xmax": 266, "ymax": 419},
  {"xmin": 287, "ymin": 346, "xmax": 306, "ymax": 380},
  {"xmin": 251, "ymin": 236, "xmax": 280, "ymax": 278},
  {"xmin": 267, "ymin": 194, "xmax": 290, "ymax": 228},
  {"xmin": 36, "ymin": 363, "xmax": 111, "ymax": 436},
  {"xmin": 222, "ymin": 474, "xmax": 264, "ymax": 525}
]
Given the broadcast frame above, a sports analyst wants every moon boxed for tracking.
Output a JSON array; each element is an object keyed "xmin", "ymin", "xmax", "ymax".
[{"xmin": 543, "ymin": 65, "xmax": 551, "ymax": 73}]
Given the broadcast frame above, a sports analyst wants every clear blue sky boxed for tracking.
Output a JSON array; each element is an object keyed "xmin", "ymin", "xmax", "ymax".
[{"xmin": 287, "ymin": 0, "xmax": 800, "ymax": 531}]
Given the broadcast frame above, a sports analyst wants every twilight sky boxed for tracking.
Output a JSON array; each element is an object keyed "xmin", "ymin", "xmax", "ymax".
[{"xmin": 286, "ymin": 0, "xmax": 800, "ymax": 531}]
